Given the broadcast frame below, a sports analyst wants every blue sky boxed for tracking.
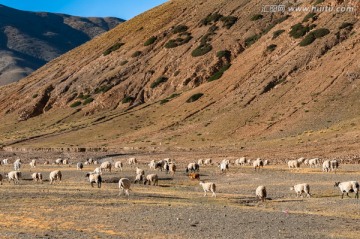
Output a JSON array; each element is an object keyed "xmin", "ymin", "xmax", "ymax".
[{"xmin": 0, "ymin": 0, "xmax": 168, "ymax": 19}]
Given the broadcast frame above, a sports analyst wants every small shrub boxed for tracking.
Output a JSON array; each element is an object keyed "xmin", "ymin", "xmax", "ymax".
[
  {"xmin": 103, "ymin": 42, "xmax": 124, "ymax": 56},
  {"xmin": 303, "ymin": 13, "xmax": 317, "ymax": 22},
  {"xmin": 168, "ymin": 93, "xmax": 180, "ymax": 99},
  {"xmin": 32, "ymin": 94, "xmax": 38, "ymax": 98},
  {"xmin": 312, "ymin": 28, "xmax": 330, "ymax": 38},
  {"xmin": 186, "ymin": 93, "xmax": 204, "ymax": 103},
  {"xmin": 164, "ymin": 34, "xmax": 192, "ymax": 48},
  {"xmin": 150, "ymin": 76, "xmax": 168, "ymax": 89},
  {"xmin": 272, "ymin": 29, "xmax": 285, "ymax": 39},
  {"xmin": 266, "ymin": 44, "xmax": 277, "ymax": 52},
  {"xmin": 173, "ymin": 25, "xmax": 188, "ymax": 34},
  {"xmin": 191, "ymin": 44, "xmax": 213, "ymax": 57},
  {"xmin": 299, "ymin": 34, "xmax": 316, "ymax": 46},
  {"xmin": 208, "ymin": 25, "xmax": 219, "ymax": 33},
  {"xmin": 122, "ymin": 96, "xmax": 134, "ymax": 104},
  {"xmin": 208, "ymin": 64, "xmax": 231, "ymax": 82},
  {"xmin": 144, "ymin": 36, "xmax": 157, "ymax": 46},
  {"xmin": 289, "ymin": 23, "xmax": 310, "ymax": 39},
  {"xmin": 160, "ymin": 99, "xmax": 169, "ymax": 105},
  {"xmin": 174, "ymin": 71, "xmax": 180, "ymax": 76},
  {"xmin": 262, "ymin": 15, "xmax": 290, "ymax": 35},
  {"xmin": 120, "ymin": 60, "xmax": 128, "ymax": 66},
  {"xmin": 216, "ymin": 50, "xmax": 231, "ymax": 59},
  {"xmin": 83, "ymin": 97, "xmax": 94, "ymax": 105},
  {"xmin": 94, "ymin": 85, "xmax": 112, "ymax": 94},
  {"xmin": 131, "ymin": 51, "xmax": 142, "ymax": 58},
  {"xmin": 201, "ymin": 13, "xmax": 223, "ymax": 26},
  {"xmin": 78, "ymin": 93, "xmax": 90, "ymax": 100},
  {"xmin": 220, "ymin": 16, "xmax": 238, "ymax": 29},
  {"xmin": 339, "ymin": 22, "xmax": 353, "ymax": 30},
  {"xmin": 251, "ymin": 14, "xmax": 264, "ymax": 21},
  {"xmin": 245, "ymin": 34, "xmax": 260, "ymax": 47},
  {"xmin": 70, "ymin": 101, "xmax": 82, "ymax": 108}
]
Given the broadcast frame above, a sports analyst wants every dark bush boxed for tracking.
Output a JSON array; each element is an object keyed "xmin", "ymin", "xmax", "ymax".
[
  {"xmin": 164, "ymin": 34, "xmax": 192, "ymax": 48},
  {"xmin": 208, "ymin": 64, "xmax": 231, "ymax": 82},
  {"xmin": 191, "ymin": 44, "xmax": 213, "ymax": 57},
  {"xmin": 216, "ymin": 50, "xmax": 231, "ymax": 59},
  {"xmin": 164, "ymin": 40, "xmax": 178, "ymax": 48},
  {"xmin": 186, "ymin": 93, "xmax": 204, "ymax": 103},
  {"xmin": 245, "ymin": 34, "xmax": 260, "ymax": 47},
  {"xmin": 32, "ymin": 94, "xmax": 38, "ymax": 98},
  {"xmin": 312, "ymin": 28, "xmax": 330, "ymax": 38},
  {"xmin": 272, "ymin": 29, "xmax": 285, "ymax": 39},
  {"xmin": 70, "ymin": 101, "xmax": 82, "ymax": 108},
  {"xmin": 251, "ymin": 14, "xmax": 264, "ymax": 21},
  {"xmin": 144, "ymin": 36, "xmax": 157, "ymax": 46},
  {"xmin": 201, "ymin": 13, "xmax": 223, "ymax": 26},
  {"xmin": 94, "ymin": 85, "xmax": 112, "ymax": 94},
  {"xmin": 303, "ymin": 13, "xmax": 317, "ymax": 22},
  {"xmin": 103, "ymin": 42, "xmax": 124, "ymax": 56},
  {"xmin": 131, "ymin": 51, "xmax": 142, "ymax": 57},
  {"xmin": 208, "ymin": 25, "xmax": 219, "ymax": 33},
  {"xmin": 289, "ymin": 23, "xmax": 310, "ymax": 39},
  {"xmin": 299, "ymin": 34, "xmax": 316, "ymax": 46},
  {"xmin": 83, "ymin": 97, "xmax": 94, "ymax": 105},
  {"xmin": 262, "ymin": 15, "xmax": 290, "ymax": 34},
  {"xmin": 339, "ymin": 22, "xmax": 353, "ymax": 30},
  {"xmin": 266, "ymin": 44, "xmax": 277, "ymax": 52},
  {"xmin": 78, "ymin": 93, "xmax": 91, "ymax": 100},
  {"xmin": 120, "ymin": 60, "xmax": 128, "ymax": 66},
  {"xmin": 173, "ymin": 25, "xmax": 188, "ymax": 34},
  {"xmin": 150, "ymin": 76, "xmax": 168, "ymax": 89},
  {"xmin": 220, "ymin": 16, "xmax": 238, "ymax": 29},
  {"xmin": 122, "ymin": 96, "xmax": 134, "ymax": 104},
  {"xmin": 160, "ymin": 99, "xmax": 169, "ymax": 105}
]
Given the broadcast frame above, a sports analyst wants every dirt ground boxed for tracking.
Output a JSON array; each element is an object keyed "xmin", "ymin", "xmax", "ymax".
[{"xmin": 0, "ymin": 152, "xmax": 360, "ymax": 239}]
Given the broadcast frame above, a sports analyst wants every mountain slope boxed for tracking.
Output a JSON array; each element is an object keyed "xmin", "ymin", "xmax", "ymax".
[
  {"xmin": 0, "ymin": 4, "xmax": 124, "ymax": 85},
  {"xmin": 0, "ymin": 0, "xmax": 359, "ymax": 158}
]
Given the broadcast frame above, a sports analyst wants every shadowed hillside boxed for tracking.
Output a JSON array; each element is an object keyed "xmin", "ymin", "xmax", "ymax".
[
  {"xmin": 0, "ymin": 0, "xmax": 359, "ymax": 158},
  {"xmin": 0, "ymin": 4, "xmax": 124, "ymax": 85}
]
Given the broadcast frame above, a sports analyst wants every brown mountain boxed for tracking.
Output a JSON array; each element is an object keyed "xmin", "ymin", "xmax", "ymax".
[
  {"xmin": 0, "ymin": 4, "xmax": 124, "ymax": 85},
  {"xmin": 0, "ymin": 0, "xmax": 359, "ymax": 158}
]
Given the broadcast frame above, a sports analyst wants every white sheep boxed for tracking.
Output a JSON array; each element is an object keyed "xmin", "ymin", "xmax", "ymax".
[
  {"xmin": 127, "ymin": 157, "xmax": 137, "ymax": 166},
  {"xmin": 85, "ymin": 173, "xmax": 102, "ymax": 188},
  {"xmin": 31, "ymin": 172, "xmax": 43, "ymax": 183},
  {"xmin": 144, "ymin": 174, "xmax": 158, "ymax": 186},
  {"xmin": 169, "ymin": 163, "xmax": 176, "ymax": 176},
  {"xmin": 304, "ymin": 159, "xmax": 309, "ymax": 165},
  {"xmin": 6, "ymin": 171, "xmax": 21, "ymax": 184},
  {"xmin": 199, "ymin": 181, "xmax": 216, "ymax": 197},
  {"xmin": 13, "ymin": 161, "xmax": 21, "ymax": 171},
  {"xmin": 186, "ymin": 163, "xmax": 199, "ymax": 173},
  {"xmin": 235, "ymin": 157, "xmax": 246, "ymax": 166},
  {"xmin": 308, "ymin": 158, "xmax": 319, "ymax": 168},
  {"xmin": 288, "ymin": 160, "xmax": 300, "ymax": 169},
  {"xmin": 297, "ymin": 157, "xmax": 305, "ymax": 163},
  {"xmin": 49, "ymin": 170, "xmax": 62, "ymax": 184},
  {"xmin": 118, "ymin": 178, "xmax": 131, "ymax": 196},
  {"xmin": 44, "ymin": 161, "xmax": 50, "ymax": 165},
  {"xmin": 77, "ymin": 162, "xmax": 83, "ymax": 170},
  {"xmin": 100, "ymin": 161, "xmax": 112, "ymax": 173},
  {"xmin": 134, "ymin": 174, "xmax": 143, "ymax": 184},
  {"xmin": 148, "ymin": 160, "xmax": 156, "ymax": 170},
  {"xmin": 114, "ymin": 161, "xmax": 123, "ymax": 171},
  {"xmin": 219, "ymin": 161, "xmax": 229, "ymax": 173},
  {"xmin": 253, "ymin": 158, "xmax": 263, "ymax": 171},
  {"xmin": 63, "ymin": 159, "xmax": 69, "ymax": 165},
  {"xmin": 204, "ymin": 158, "xmax": 212, "ymax": 165},
  {"xmin": 55, "ymin": 158, "xmax": 63, "ymax": 165},
  {"xmin": 290, "ymin": 183, "xmax": 311, "ymax": 198},
  {"xmin": 263, "ymin": 160, "xmax": 269, "ymax": 166},
  {"xmin": 198, "ymin": 159, "xmax": 204, "ymax": 165},
  {"xmin": 2, "ymin": 159, "xmax": 8, "ymax": 165},
  {"xmin": 322, "ymin": 160, "xmax": 331, "ymax": 172},
  {"xmin": 255, "ymin": 185, "xmax": 267, "ymax": 202},
  {"xmin": 330, "ymin": 160, "xmax": 339, "ymax": 172},
  {"xmin": 94, "ymin": 167, "xmax": 102, "ymax": 174},
  {"xmin": 29, "ymin": 159, "xmax": 36, "ymax": 168},
  {"xmin": 334, "ymin": 181, "xmax": 359, "ymax": 199},
  {"xmin": 136, "ymin": 167, "xmax": 145, "ymax": 176}
]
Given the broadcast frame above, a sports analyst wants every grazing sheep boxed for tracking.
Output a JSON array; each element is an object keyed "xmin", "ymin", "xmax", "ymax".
[
  {"xmin": 114, "ymin": 161, "xmax": 123, "ymax": 171},
  {"xmin": 87, "ymin": 158, "xmax": 94, "ymax": 164},
  {"xmin": 85, "ymin": 173, "xmax": 102, "ymax": 188},
  {"xmin": 49, "ymin": 170, "xmax": 62, "ymax": 184},
  {"xmin": 185, "ymin": 163, "xmax": 200, "ymax": 173},
  {"xmin": 163, "ymin": 158, "xmax": 171, "ymax": 163},
  {"xmin": 164, "ymin": 162, "xmax": 170, "ymax": 174},
  {"xmin": 297, "ymin": 157, "xmax": 305, "ymax": 163},
  {"xmin": 334, "ymin": 181, "xmax": 359, "ymax": 199},
  {"xmin": 2, "ymin": 159, "xmax": 8, "ymax": 165},
  {"xmin": 31, "ymin": 172, "xmax": 43, "ymax": 183},
  {"xmin": 44, "ymin": 161, "xmax": 50, "ymax": 165},
  {"xmin": 100, "ymin": 161, "xmax": 112, "ymax": 173},
  {"xmin": 308, "ymin": 158, "xmax": 320, "ymax": 168},
  {"xmin": 6, "ymin": 171, "xmax": 21, "ymax": 184},
  {"xmin": 144, "ymin": 174, "xmax": 158, "ymax": 186},
  {"xmin": 188, "ymin": 173, "xmax": 200, "ymax": 180},
  {"xmin": 29, "ymin": 159, "xmax": 36, "ymax": 168},
  {"xmin": 148, "ymin": 160, "xmax": 156, "ymax": 170},
  {"xmin": 330, "ymin": 160, "xmax": 339, "ymax": 172},
  {"xmin": 134, "ymin": 174, "xmax": 143, "ymax": 184},
  {"xmin": 322, "ymin": 160, "xmax": 331, "ymax": 172},
  {"xmin": 253, "ymin": 158, "xmax": 263, "ymax": 171},
  {"xmin": 118, "ymin": 178, "xmax": 131, "ymax": 196},
  {"xmin": 76, "ymin": 162, "xmax": 83, "ymax": 170},
  {"xmin": 63, "ymin": 159, "xmax": 69, "ymax": 165},
  {"xmin": 169, "ymin": 163, "xmax": 176, "ymax": 176},
  {"xmin": 204, "ymin": 158, "xmax": 212, "ymax": 165},
  {"xmin": 127, "ymin": 157, "xmax": 137, "ymax": 166},
  {"xmin": 154, "ymin": 160, "xmax": 165, "ymax": 171},
  {"xmin": 219, "ymin": 161, "xmax": 229, "ymax": 173},
  {"xmin": 256, "ymin": 185, "xmax": 267, "ymax": 202},
  {"xmin": 93, "ymin": 160, "xmax": 99, "ymax": 165},
  {"xmin": 13, "ymin": 161, "xmax": 21, "ymax": 171},
  {"xmin": 198, "ymin": 159, "xmax": 204, "ymax": 165},
  {"xmin": 136, "ymin": 167, "xmax": 145, "ymax": 176},
  {"xmin": 235, "ymin": 157, "xmax": 246, "ymax": 166},
  {"xmin": 304, "ymin": 159, "xmax": 309, "ymax": 166},
  {"xmin": 55, "ymin": 158, "xmax": 63, "ymax": 165},
  {"xmin": 263, "ymin": 160, "xmax": 269, "ymax": 166},
  {"xmin": 199, "ymin": 181, "xmax": 216, "ymax": 197},
  {"xmin": 290, "ymin": 183, "xmax": 311, "ymax": 198},
  {"xmin": 288, "ymin": 160, "xmax": 300, "ymax": 170},
  {"xmin": 94, "ymin": 167, "xmax": 102, "ymax": 174}
]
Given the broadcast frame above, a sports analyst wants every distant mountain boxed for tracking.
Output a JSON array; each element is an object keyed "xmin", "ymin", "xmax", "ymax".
[{"xmin": 0, "ymin": 4, "xmax": 124, "ymax": 85}]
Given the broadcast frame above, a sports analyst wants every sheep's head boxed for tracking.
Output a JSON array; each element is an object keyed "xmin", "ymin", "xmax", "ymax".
[
  {"xmin": 85, "ymin": 173, "xmax": 90, "ymax": 178},
  {"xmin": 334, "ymin": 182, "xmax": 340, "ymax": 187}
]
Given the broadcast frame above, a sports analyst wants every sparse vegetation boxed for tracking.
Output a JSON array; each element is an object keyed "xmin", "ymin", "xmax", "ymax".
[
  {"xmin": 299, "ymin": 28, "xmax": 330, "ymax": 47},
  {"xmin": 131, "ymin": 51, "xmax": 142, "ymax": 57},
  {"xmin": 251, "ymin": 14, "xmax": 263, "ymax": 21},
  {"xmin": 191, "ymin": 43, "xmax": 213, "ymax": 57},
  {"xmin": 103, "ymin": 42, "xmax": 124, "ymax": 56},
  {"xmin": 201, "ymin": 12, "xmax": 223, "ymax": 26},
  {"xmin": 339, "ymin": 22, "xmax": 353, "ymax": 30},
  {"xmin": 122, "ymin": 96, "xmax": 134, "ymax": 104},
  {"xmin": 77, "ymin": 93, "xmax": 90, "ymax": 100},
  {"xmin": 208, "ymin": 64, "xmax": 231, "ymax": 82},
  {"xmin": 83, "ymin": 97, "xmax": 94, "ymax": 105},
  {"xmin": 70, "ymin": 101, "xmax": 82, "ymax": 108},
  {"xmin": 216, "ymin": 50, "xmax": 231, "ymax": 59},
  {"xmin": 220, "ymin": 16, "xmax": 238, "ymax": 29},
  {"xmin": 266, "ymin": 44, "xmax": 277, "ymax": 52},
  {"xmin": 272, "ymin": 29, "xmax": 285, "ymax": 39},
  {"xmin": 245, "ymin": 34, "xmax": 260, "ymax": 47},
  {"xmin": 186, "ymin": 93, "xmax": 204, "ymax": 103},
  {"xmin": 32, "ymin": 94, "xmax": 38, "ymax": 98},
  {"xmin": 289, "ymin": 23, "xmax": 310, "ymax": 39},
  {"xmin": 262, "ymin": 15, "xmax": 290, "ymax": 35},
  {"xmin": 144, "ymin": 36, "xmax": 157, "ymax": 46},
  {"xmin": 94, "ymin": 85, "xmax": 112, "ymax": 94},
  {"xmin": 120, "ymin": 60, "xmax": 128, "ymax": 66},
  {"xmin": 164, "ymin": 34, "xmax": 192, "ymax": 48},
  {"xmin": 303, "ymin": 13, "xmax": 317, "ymax": 22},
  {"xmin": 312, "ymin": 28, "xmax": 330, "ymax": 38},
  {"xmin": 173, "ymin": 25, "xmax": 188, "ymax": 34},
  {"xmin": 159, "ymin": 93, "xmax": 181, "ymax": 105},
  {"xmin": 150, "ymin": 76, "xmax": 168, "ymax": 88}
]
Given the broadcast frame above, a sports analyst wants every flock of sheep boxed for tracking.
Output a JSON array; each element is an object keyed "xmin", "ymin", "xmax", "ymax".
[{"xmin": 0, "ymin": 156, "xmax": 359, "ymax": 201}]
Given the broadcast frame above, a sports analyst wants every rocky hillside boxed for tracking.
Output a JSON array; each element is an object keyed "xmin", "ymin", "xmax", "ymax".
[
  {"xmin": 0, "ymin": 4, "xmax": 124, "ymax": 85},
  {"xmin": 0, "ymin": 0, "xmax": 359, "ymax": 157}
]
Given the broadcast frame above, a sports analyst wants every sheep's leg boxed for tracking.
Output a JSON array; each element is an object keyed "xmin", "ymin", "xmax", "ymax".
[
  {"xmin": 204, "ymin": 191, "xmax": 207, "ymax": 197},
  {"xmin": 212, "ymin": 191, "xmax": 216, "ymax": 197},
  {"xmin": 91, "ymin": 182, "xmax": 94, "ymax": 187},
  {"xmin": 346, "ymin": 193, "xmax": 351, "ymax": 198},
  {"xmin": 341, "ymin": 193, "xmax": 344, "ymax": 199}
]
